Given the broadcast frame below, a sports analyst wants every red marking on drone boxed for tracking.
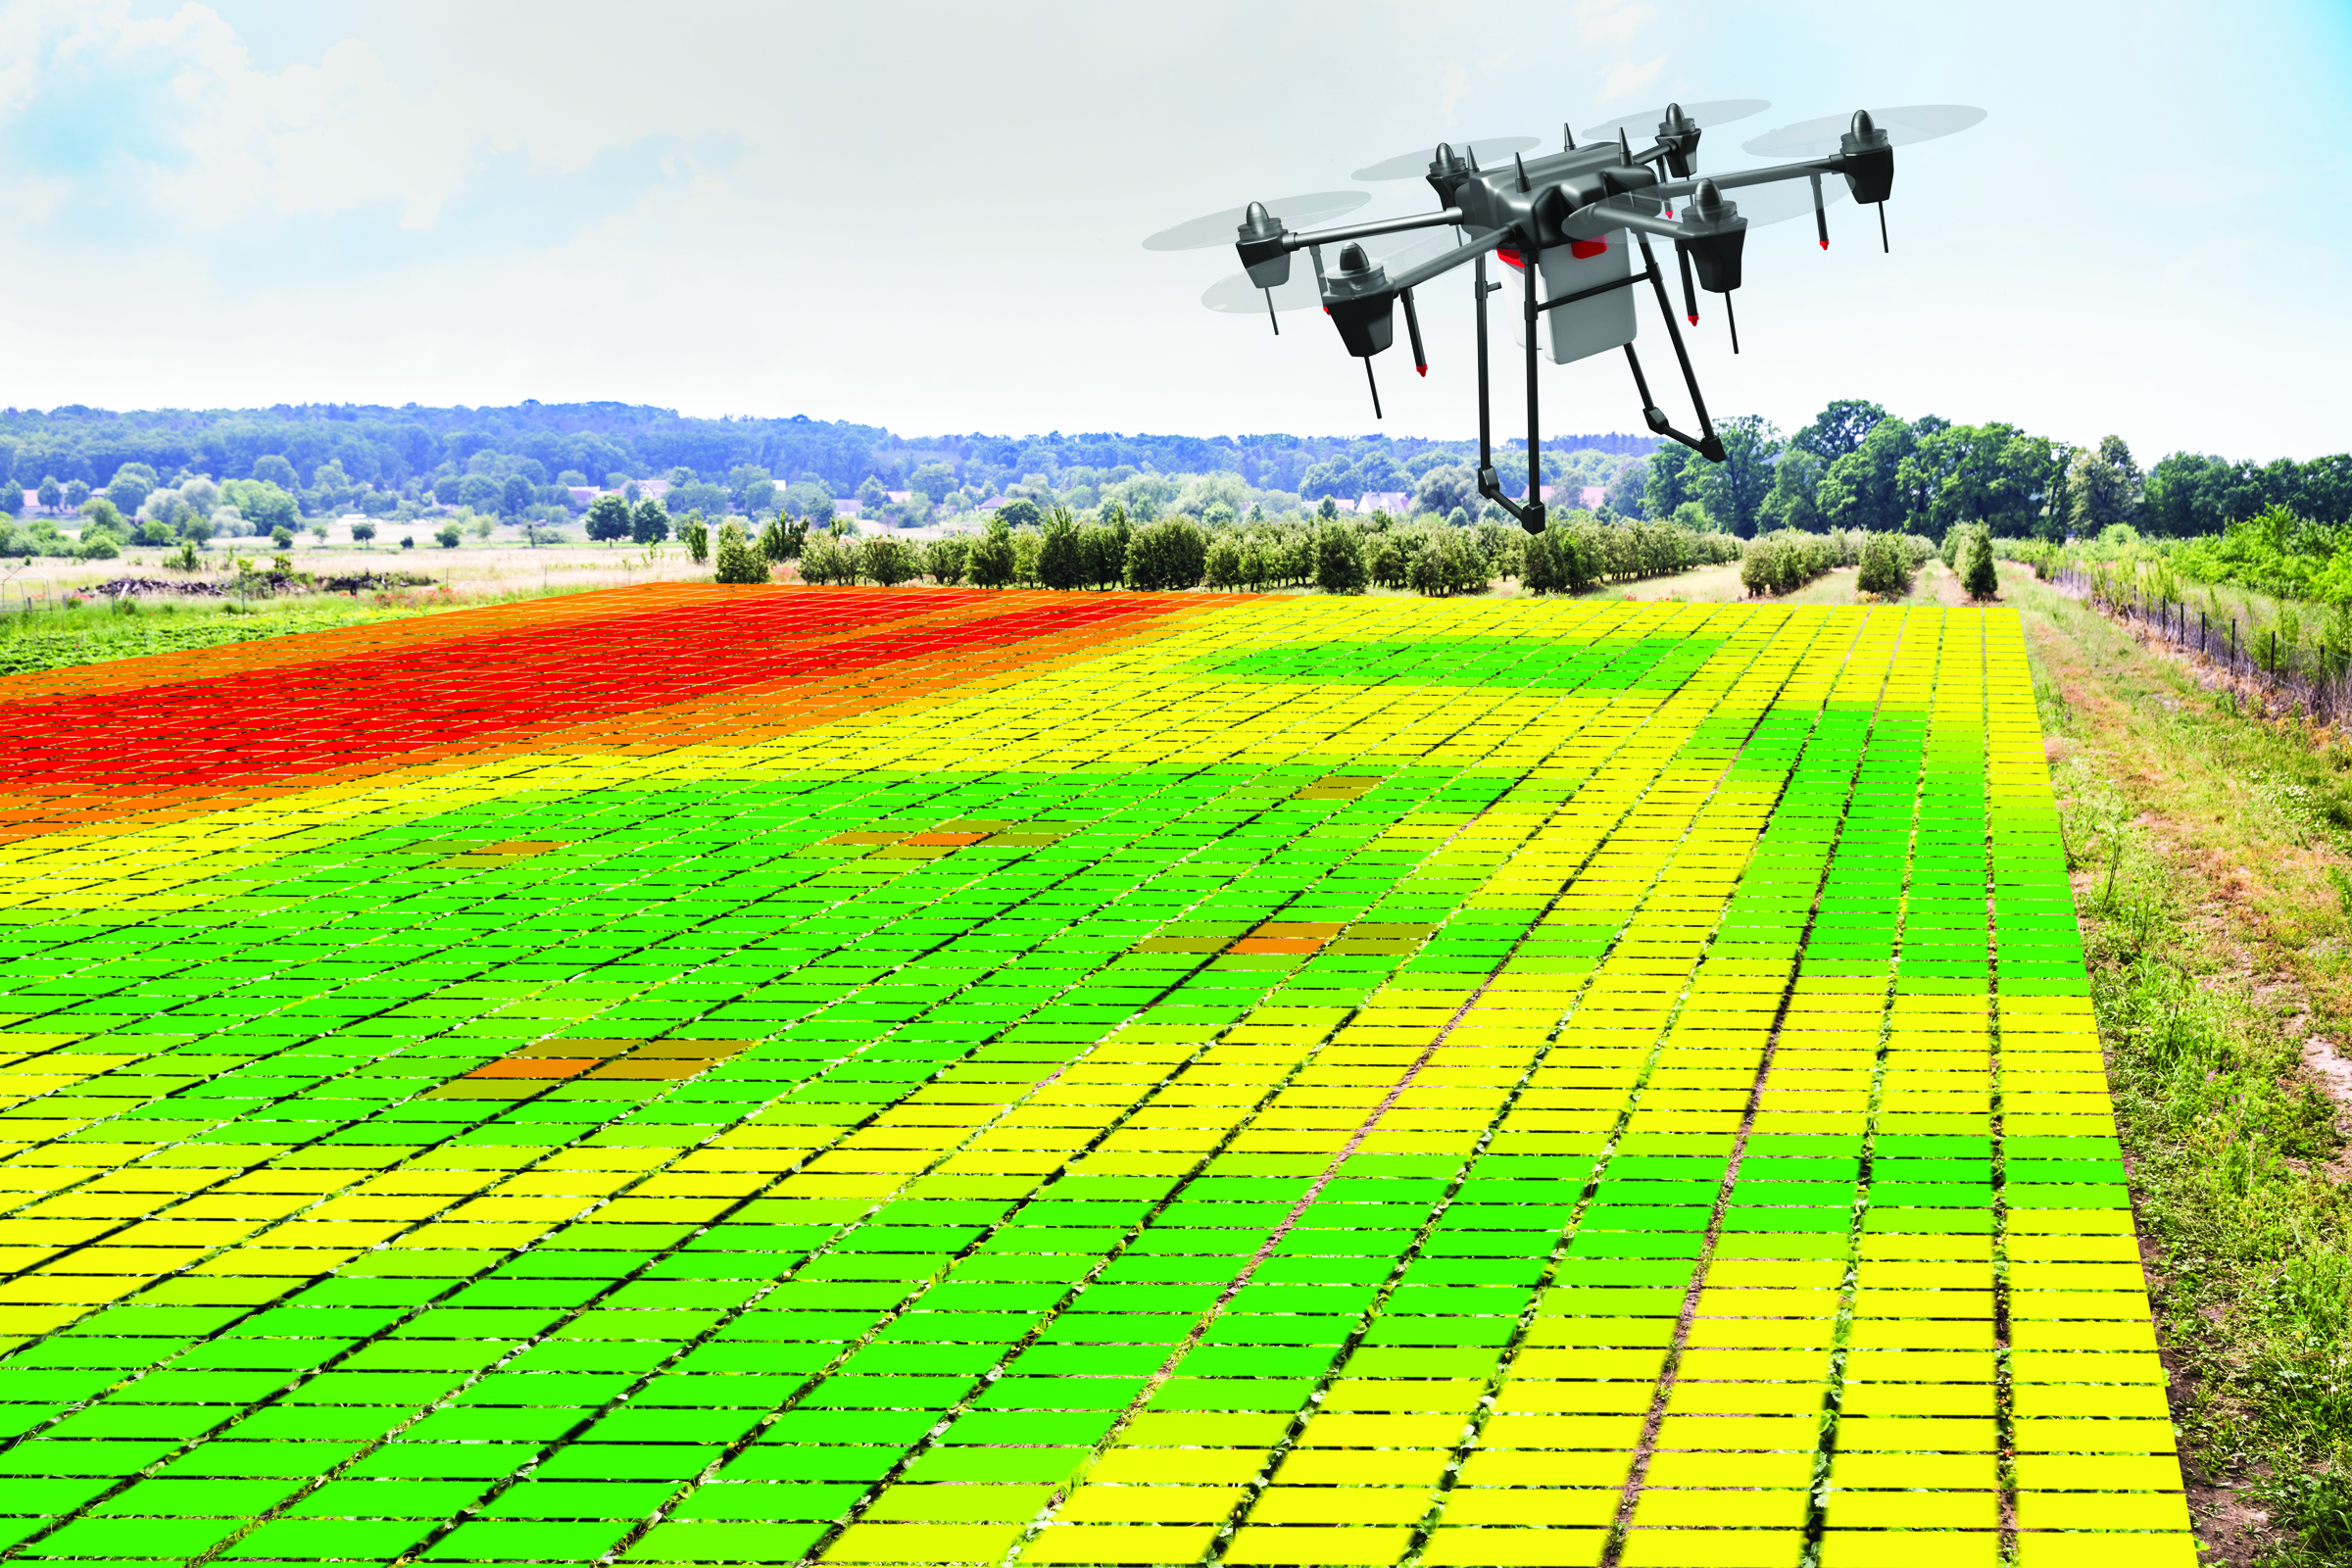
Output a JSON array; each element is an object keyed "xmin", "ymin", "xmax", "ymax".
[
  {"xmin": 1497, "ymin": 248, "xmax": 1524, "ymax": 270},
  {"xmin": 1570, "ymin": 238, "xmax": 1607, "ymax": 260}
]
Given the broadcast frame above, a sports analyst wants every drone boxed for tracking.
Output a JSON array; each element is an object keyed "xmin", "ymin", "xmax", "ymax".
[{"xmin": 1145, "ymin": 101, "xmax": 1984, "ymax": 533}]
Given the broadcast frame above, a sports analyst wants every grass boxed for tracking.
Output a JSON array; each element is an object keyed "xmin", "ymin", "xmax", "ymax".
[{"xmin": 2006, "ymin": 567, "xmax": 2352, "ymax": 1566}]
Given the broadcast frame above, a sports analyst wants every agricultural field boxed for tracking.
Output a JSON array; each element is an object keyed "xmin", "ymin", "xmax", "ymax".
[{"xmin": 0, "ymin": 585, "xmax": 2189, "ymax": 1567}]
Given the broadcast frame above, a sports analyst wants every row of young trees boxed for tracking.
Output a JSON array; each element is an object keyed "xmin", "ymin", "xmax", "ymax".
[{"xmin": 738, "ymin": 507, "xmax": 1745, "ymax": 598}]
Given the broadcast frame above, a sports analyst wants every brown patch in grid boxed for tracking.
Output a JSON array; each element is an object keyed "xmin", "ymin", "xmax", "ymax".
[{"xmin": 433, "ymin": 1038, "xmax": 749, "ymax": 1098}]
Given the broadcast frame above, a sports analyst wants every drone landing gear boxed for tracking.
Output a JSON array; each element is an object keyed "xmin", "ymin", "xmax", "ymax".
[{"xmin": 1629, "ymin": 229, "xmax": 1726, "ymax": 461}]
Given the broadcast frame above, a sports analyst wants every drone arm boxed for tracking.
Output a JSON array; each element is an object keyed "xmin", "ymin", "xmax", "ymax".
[
  {"xmin": 1280, "ymin": 208, "xmax": 1465, "ymax": 253},
  {"xmin": 1383, "ymin": 224, "xmax": 1510, "ymax": 295},
  {"xmin": 1648, "ymin": 149, "xmax": 1881, "ymax": 204}
]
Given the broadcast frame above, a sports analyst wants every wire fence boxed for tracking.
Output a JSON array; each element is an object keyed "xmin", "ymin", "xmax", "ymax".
[{"xmin": 2046, "ymin": 563, "xmax": 2352, "ymax": 721}]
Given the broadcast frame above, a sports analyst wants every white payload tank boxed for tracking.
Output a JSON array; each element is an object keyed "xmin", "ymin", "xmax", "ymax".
[{"xmin": 1506, "ymin": 232, "xmax": 1638, "ymax": 365}]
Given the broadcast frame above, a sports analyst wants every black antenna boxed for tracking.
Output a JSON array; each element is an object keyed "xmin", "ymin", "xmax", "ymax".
[
  {"xmin": 1514, "ymin": 152, "xmax": 1530, "ymax": 192},
  {"xmin": 1677, "ymin": 244, "xmax": 1698, "ymax": 324},
  {"xmin": 1363, "ymin": 359, "xmax": 1383, "ymax": 419},
  {"xmin": 1401, "ymin": 287, "xmax": 1427, "ymax": 376},
  {"xmin": 1723, "ymin": 290, "xmax": 1740, "ymax": 354},
  {"xmin": 1877, "ymin": 203, "xmax": 1889, "ymax": 253},
  {"xmin": 1563, "ymin": 122, "xmax": 1575, "ymax": 151},
  {"xmin": 1811, "ymin": 173, "xmax": 1829, "ymax": 250},
  {"xmin": 1264, "ymin": 288, "xmax": 1279, "ymax": 335},
  {"xmin": 1619, "ymin": 126, "xmax": 1633, "ymax": 162}
]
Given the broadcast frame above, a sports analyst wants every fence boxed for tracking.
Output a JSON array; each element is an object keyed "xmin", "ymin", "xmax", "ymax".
[{"xmin": 2047, "ymin": 563, "xmax": 2352, "ymax": 719}]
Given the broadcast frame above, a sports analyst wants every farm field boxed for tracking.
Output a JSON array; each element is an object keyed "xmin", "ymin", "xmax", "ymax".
[{"xmin": 0, "ymin": 586, "xmax": 2188, "ymax": 1567}]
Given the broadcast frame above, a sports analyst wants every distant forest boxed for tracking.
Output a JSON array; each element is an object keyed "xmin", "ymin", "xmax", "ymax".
[{"xmin": 0, "ymin": 403, "xmax": 1653, "ymax": 507}]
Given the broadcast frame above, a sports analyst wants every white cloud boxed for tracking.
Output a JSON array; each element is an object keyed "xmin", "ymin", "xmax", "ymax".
[
  {"xmin": 1438, "ymin": 60, "xmax": 1469, "ymax": 126},
  {"xmin": 1599, "ymin": 54, "xmax": 1667, "ymax": 101}
]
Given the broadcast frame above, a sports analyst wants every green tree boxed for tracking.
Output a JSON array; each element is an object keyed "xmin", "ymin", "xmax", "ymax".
[
  {"xmin": 1815, "ymin": 418, "xmax": 1916, "ymax": 532},
  {"xmin": 584, "ymin": 494, "xmax": 633, "ymax": 543},
  {"xmin": 251, "ymin": 455, "xmax": 299, "ymax": 490},
  {"xmin": 630, "ymin": 499, "xmax": 671, "ymax": 544},
  {"xmin": 1789, "ymin": 399, "xmax": 1887, "ymax": 464},
  {"xmin": 1411, "ymin": 464, "xmax": 1478, "ymax": 519},
  {"xmin": 1758, "ymin": 450, "xmax": 1823, "ymax": 532},
  {"xmin": 1315, "ymin": 525, "xmax": 1369, "ymax": 593},
  {"xmin": 105, "ymin": 465, "xmax": 156, "ymax": 517},
  {"xmin": 909, "ymin": 463, "xmax": 957, "ymax": 504},
  {"xmin": 1962, "ymin": 525, "xmax": 1998, "ymax": 600},
  {"xmin": 925, "ymin": 537, "xmax": 970, "ymax": 585},
  {"xmin": 270, "ymin": 525, "xmax": 293, "ymax": 548},
  {"xmin": 64, "ymin": 479, "xmax": 90, "ymax": 510},
  {"xmin": 856, "ymin": 476, "xmax": 889, "ymax": 512},
  {"xmin": 79, "ymin": 497, "xmax": 127, "ymax": 535},
  {"xmin": 680, "ymin": 513, "xmax": 710, "ymax": 564},
  {"xmin": 712, "ymin": 520, "xmax": 766, "ymax": 584},
  {"xmin": 1602, "ymin": 461, "xmax": 1646, "ymax": 518},
  {"xmin": 501, "ymin": 474, "xmax": 534, "ymax": 519},
  {"xmin": 436, "ymin": 523, "xmax": 462, "ymax": 549},
  {"xmin": 863, "ymin": 536, "xmax": 918, "ymax": 587},
  {"xmin": 36, "ymin": 476, "xmax": 60, "ymax": 514},
  {"xmin": 1694, "ymin": 416, "xmax": 1780, "ymax": 538},
  {"xmin": 351, "ymin": 521, "xmax": 376, "ymax": 544},
  {"xmin": 1124, "ymin": 515, "xmax": 1207, "ymax": 591},
  {"xmin": 1642, "ymin": 445, "xmax": 1700, "ymax": 521},
  {"xmin": 1036, "ymin": 507, "xmax": 1085, "ymax": 590},
  {"xmin": 2070, "ymin": 435, "xmax": 2142, "ymax": 535},
  {"xmin": 969, "ymin": 515, "xmax": 1017, "ymax": 588},
  {"xmin": 995, "ymin": 498, "xmax": 1044, "ymax": 531}
]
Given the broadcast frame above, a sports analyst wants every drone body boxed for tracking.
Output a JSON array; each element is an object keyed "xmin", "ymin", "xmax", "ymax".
[{"xmin": 1148, "ymin": 102, "xmax": 1984, "ymax": 533}]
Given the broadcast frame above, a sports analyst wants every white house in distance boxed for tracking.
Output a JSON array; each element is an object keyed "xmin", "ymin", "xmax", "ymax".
[{"xmin": 1359, "ymin": 490, "xmax": 1410, "ymax": 515}]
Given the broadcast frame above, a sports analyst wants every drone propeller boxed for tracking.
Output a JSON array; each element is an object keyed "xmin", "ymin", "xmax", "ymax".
[
  {"xmin": 1740, "ymin": 104, "xmax": 1985, "ymax": 159},
  {"xmin": 1350, "ymin": 136, "xmax": 1539, "ymax": 182},
  {"xmin": 1142, "ymin": 190, "xmax": 1368, "ymax": 251},
  {"xmin": 1199, "ymin": 229, "xmax": 1457, "ymax": 317},
  {"xmin": 1578, "ymin": 98, "xmax": 1770, "ymax": 145}
]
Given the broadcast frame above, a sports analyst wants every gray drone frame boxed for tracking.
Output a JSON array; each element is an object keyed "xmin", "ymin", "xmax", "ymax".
[{"xmin": 1231, "ymin": 106, "xmax": 1895, "ymax": 534}]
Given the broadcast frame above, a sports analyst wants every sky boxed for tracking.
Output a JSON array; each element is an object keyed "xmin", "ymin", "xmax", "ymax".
[{"xmin": 0, "ymin": 0, "xmax": 2347, "ymax": 463}]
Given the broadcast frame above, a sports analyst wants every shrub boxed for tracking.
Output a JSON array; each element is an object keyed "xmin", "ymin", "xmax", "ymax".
[
  {"xmin": 679, "ymin": 514, "xmax": 710, "ymax": 564},
  {"xmin": 270, "ymin": 525, "xmax": 293, "ymax": 549},
  {"xmin": 1963, "ymin": 526, "xmax": 1999, "ymax": 600},
  {"xmin": 351, "ymin": 521, "xmax": 376, "ymax": 543},
  {"xmin": 400, "ymin": 535, "xmax": 415, "ymax": 549},
  {"xmin": 1855, "ymin": 531, "xmax": 1914, "ymax": 597},
  {"xmin": 137, "ymin": 519, "xmax": 174, "ymax": 546},
  {"xmin": 712, "ymin": 520, "xmax": 767, "ymax": 584},
  {"xmin": 76, "ymin": 534, "xmax": 120, "ymax": 561},
  {"xmin": 435, "ymin": 523, "xmax": 462, "ymax": 549}
]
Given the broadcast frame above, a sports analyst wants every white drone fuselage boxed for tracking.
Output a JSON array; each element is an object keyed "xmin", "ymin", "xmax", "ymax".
[{"xmin": 1507, "ymin": 229, "xmax": 1637, "ymax": 367}]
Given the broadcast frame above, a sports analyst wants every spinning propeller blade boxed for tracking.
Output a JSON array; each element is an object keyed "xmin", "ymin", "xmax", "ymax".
[
  {"xmin": 1578, "ymin": 99, "xmax": 1770, "ymax": 145},
  {"xmin": 1740, "ymin": 104, "xmax": 1986, "ymax": 159},
  {"xmin": 1143, "ymin": 191, "xmax": 1368, "ymax": 251},
  {"xmin": 1350, "ymin": 136, "xmax": 1539, "ymax": 181}
]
